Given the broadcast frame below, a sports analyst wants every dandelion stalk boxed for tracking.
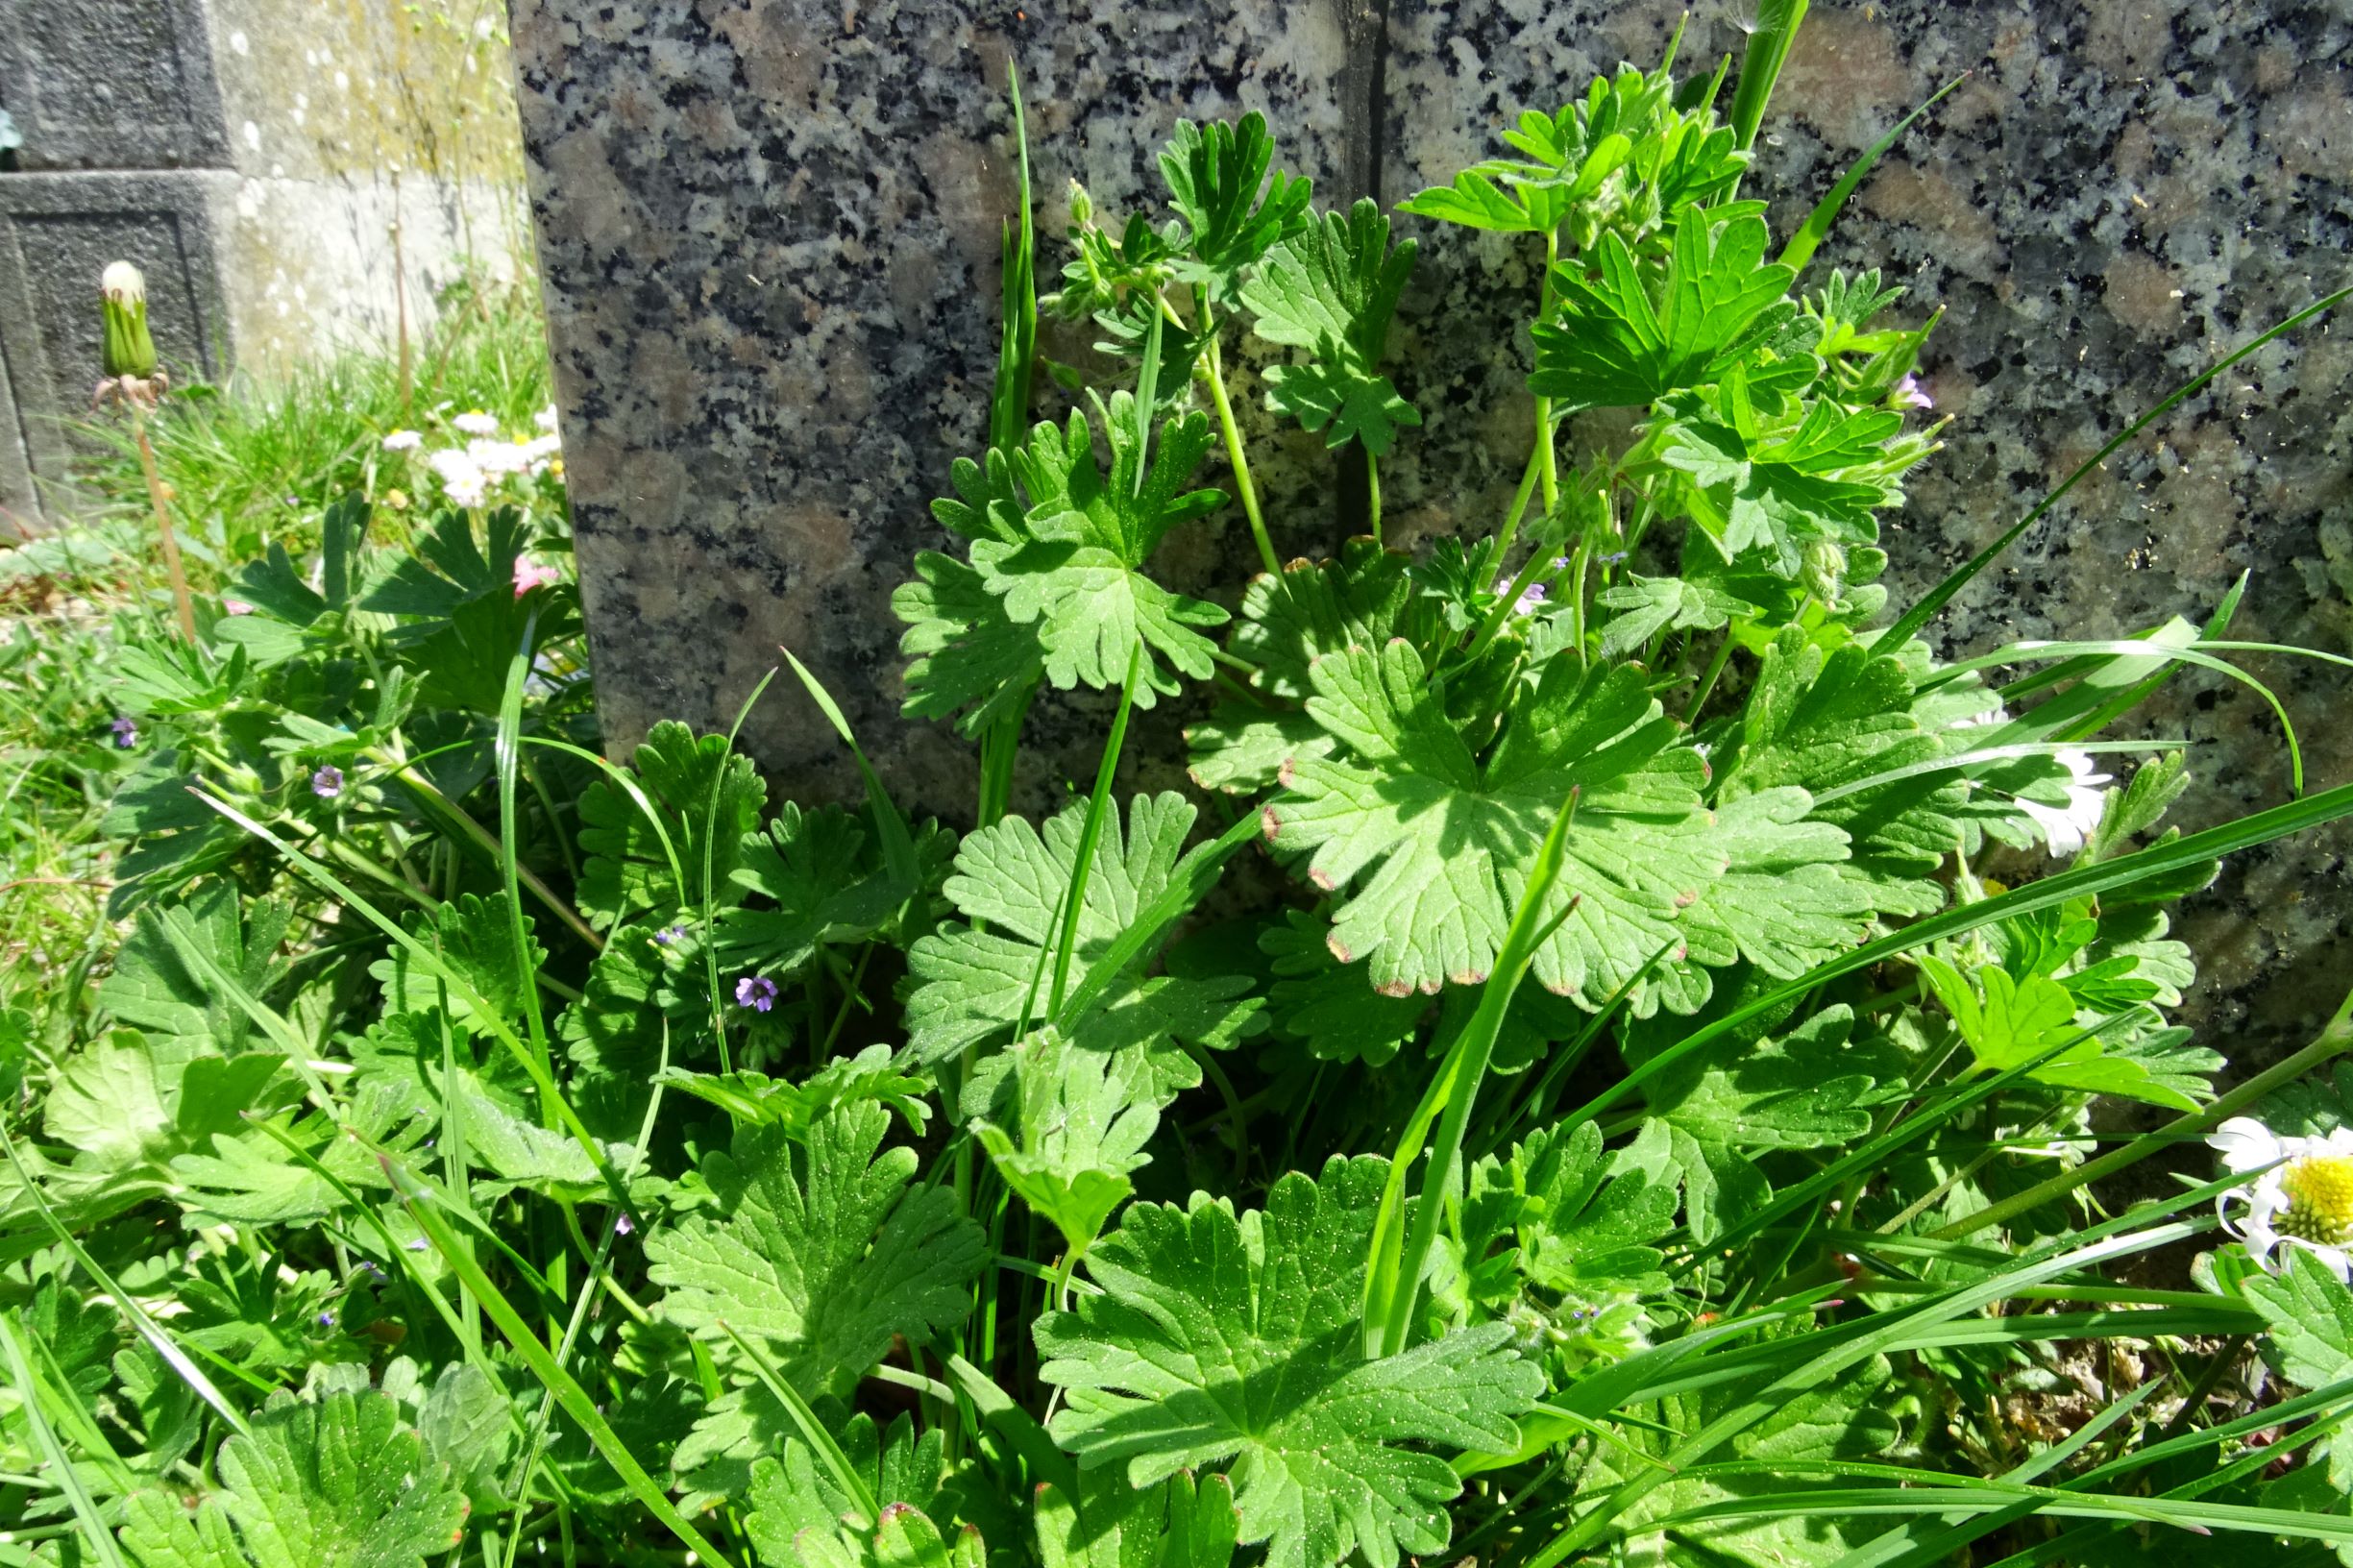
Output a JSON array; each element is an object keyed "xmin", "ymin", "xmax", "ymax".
[{"xmin": 94, "ymin": 263, "xmax": 195, "ymax": 640}]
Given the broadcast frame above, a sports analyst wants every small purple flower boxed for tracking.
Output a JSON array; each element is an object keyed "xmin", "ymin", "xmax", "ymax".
[
  {"xmin": 653, "ymin": 923, "xmax": 687, "ymax": 946},
  {"xmin": 110, "ymin": 715, "xmax": 138, "ymax": 748},
  {"xmin": 1597, "ymin": 551, "xmax": 1630, "ymax": 566},
  {"xmin": 311, "ymin": 764, "xmax": 345, "ymax": 799},
  {"xmin": 1896, "ymin": 372, "xmax": 1933, "ymax": 411},
  {"xmin": 317, "ymin": 1311, "xmax": 337, "ymax": 1328},
  {"xmin": 1515, "ymin": 581, "xmax": 1549, "ymax": 614},
  {"xmin": 613, "ymin": 1213, "xmax": 635, "ymax": 1237},
  {"xmin": 735, "ymin": 974, "xmax": 778, "ymax": 1013}
]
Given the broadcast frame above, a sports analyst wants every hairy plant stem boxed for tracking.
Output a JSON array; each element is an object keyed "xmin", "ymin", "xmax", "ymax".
[
  {"xmin": 1198, "ymin": 305, "xmax": 1281, "ymax": 576},
  {"xmin": 1534, "ymin": 232, "xmax": 1562, "ymax": 514},
  {"xmin": 1682, "ymin": 633, "xmax": 1736, "ymax": 724},
  {"xmin": 976, "ymin": 680, "xmax": 1036, "ymax": 828},
  {"xmin": 131, "ymin": 406, "xmax": 197, "ymax": 641},
  {"xmin": 1481, "ymin": 443, "xmax": 1546, "ymax": 592},
  {"xmin": 1463, "ymin": 546, "xmax": 1566, "ymax": 666}
]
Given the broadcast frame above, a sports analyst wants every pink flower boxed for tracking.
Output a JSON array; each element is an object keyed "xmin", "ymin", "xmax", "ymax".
[
  {"xmin": 1897, "ymin": 373, "xmax": 1933, "ymax": 411},
  {"xmin": 512, "ymin": 556, "xmax": 563, "ymax": 598},
  {"xmin": 223, "ymin": 598, "xmax": 255, "ymax": 616}
]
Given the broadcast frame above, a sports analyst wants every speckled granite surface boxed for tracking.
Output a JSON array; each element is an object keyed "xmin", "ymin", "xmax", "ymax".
[{"xmin": 514, "ymin": 0, "xmax": 2353, "ymax": 1070}]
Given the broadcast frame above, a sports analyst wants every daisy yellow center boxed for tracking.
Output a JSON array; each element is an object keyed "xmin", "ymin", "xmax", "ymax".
[{"xmin": 2278, "ymin": 1155, "xmax": 2353, "ymax": 1244}]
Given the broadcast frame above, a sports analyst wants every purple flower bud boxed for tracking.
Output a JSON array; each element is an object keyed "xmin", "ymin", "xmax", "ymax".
[
  {"xmin": 311, "ymin": 764, "xmax": 345, "ymax": 799},
  {"xmin": 110, "ymin": 716, "xmax": 138, "ymax": 748},
  {"xmin": 653, "ymin": 923, "xmax": 686, "ymax": 946},
  {"xmin": 317, "ymin": 1311, "xmax": 336, "ymax": 1328},
  {"xmin": 735, "ymin": 974, "xmax": 778, "ymax": 1013}
]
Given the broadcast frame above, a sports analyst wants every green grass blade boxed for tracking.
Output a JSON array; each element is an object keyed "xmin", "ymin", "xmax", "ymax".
[
  {"xmin": 1561, "ymin": 777, "xmax": 2353, "ymax": 1138},
  {"xmin": 716, "ymin": 1318, "xmax": 879, "ymax": 1526},
  {"xmin": 702, "ymin": 666, "xmax": 781, "ymax": 1072},
  {"xmin": 1779, "ymin": 74, "xmax": 1967, "ymax": 273},
  {"xmin": 1930, "ymin": 978, "xmax": 2353, "ymax": 1239},
  {"xmin": 0, "ymin": 1313, "xmax": 133, "ymax": 1568},
  {"xmin": 989, "ymin": 61, "xmax": 1038, "ymax": 457},
  {"xmin": 190, "ymin": 787, "xmax": 644, "ymax": 1227},
  {"xmin": 152, "ymin": 903, "xmax": 341, "ymax": 1112},
  {"xmin": 1927, "ymin": 637, "xmax": 2303, "ymax": 793},
  {"xmin": 1373, "ymin": 789, "xmax": 1581, "ymax": 1358},
  {"xmin": 1049, "ymin": 644, "xmax": 1142, "ymax": 1015},
  {"xmin": 780, "ymin": 650, "xmax": 916, "ymax": 884},
  {"xmin": 1688, "ymin": 1008, "xmax": 2149, "ymax": 1261},
  {"xmin": 520, "ymin": 734, "xmax": 693, "ymax": 913},
  {"xmin": 1524, "ymin": 1218, "xmax": 2204, "ymax": 1567},
  {"xmin": 1643, "ymin": 1483, "xmax": 2353, "ymax": 1544},
  {"xmin": 241, "ymin": 1113, "xmax": 497, "ymax": 1373},
  {"xmin": 944, "ymin": 1351, "xmax": 1075, "ymax": 1495},
  {"xmin": 392, "ymin": 1157, "xmax": 736, "ymax": 1568},
  {"xmin": 1806, "ymin": 738, "xmax": 2189, "ymax": 808},
  {"xmin": 496, "ymin": 603, "xmax": 555, "ymax": 1082},
  {"xmin": 1875, "ymin": 285, "xmax": 2352, "ymax": 653},
  {"xmin": 0, "ymin": 1122, "xmax": 257, "ymax": 1433},
  {"xmin": 1052, "ymin": 811, "xmax": 1262, "ymax": 1032}
]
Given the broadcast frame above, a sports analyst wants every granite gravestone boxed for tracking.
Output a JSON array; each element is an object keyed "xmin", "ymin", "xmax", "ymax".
[{"xmin": 511, "ymin": 0, "xmax": 2353, "ymax": 1068}]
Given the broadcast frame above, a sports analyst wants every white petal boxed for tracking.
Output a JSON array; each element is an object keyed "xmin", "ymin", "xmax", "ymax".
[{"xmin": 2209, "ymin": 1117, "xmax": 2283, "ymax": 1172}]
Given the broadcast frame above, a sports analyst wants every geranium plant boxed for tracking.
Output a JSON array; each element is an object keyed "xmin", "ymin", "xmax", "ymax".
[{"xmin": 14, "ymin": 10, "xmax": 2353, "ymax": 1568}]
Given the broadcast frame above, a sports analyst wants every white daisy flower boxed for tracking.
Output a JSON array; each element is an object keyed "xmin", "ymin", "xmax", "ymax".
[
  {"xmin": 534, "ymin": 404, "xmax": 560, "ymax": 433},
  {"xmin": 2016, "ymin": 748, "xmax": 2111, "ymax": 858},
  {"xmin": 428, "ymin": 447, "xmax": 488, "ymax": 508},
  {"xmin": 2208, "ymin": 1115, "xmax": 2353, "ymax": 1281},
  {"xmin": 380, "ymin": 429, "xmax": 423, "ymax": 451},
  {"xmin": 1951, "ymin": 706, "xmax": 2111, "ymax": 857},
  {"xmin": 452, "ymin": 409, "xmax": 502, "ymax": 436}
]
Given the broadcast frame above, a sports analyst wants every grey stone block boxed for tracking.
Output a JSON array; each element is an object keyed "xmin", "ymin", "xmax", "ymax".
[
  {"xmin": 0, "ymin": 0, "xmax": 232, "ymax": 171},
  {"xmin": 0, "ymin": 330, "xmax": 36, "ymax": 537},
  {"xmin": 0, "ymin": 168, "xmax": 233, "ymax": 512}
]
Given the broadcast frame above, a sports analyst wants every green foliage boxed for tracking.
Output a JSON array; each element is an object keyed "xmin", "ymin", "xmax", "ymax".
[
  {"xmin": 647, "ymin": 1102, "xmax": 987, "ymax": 1479},
  {"xmin": 902, "ymin": 793, "xmax": 1263, "ymax": 1092},
  {"xmin": 10, "ymin": 37, "xmax": 2353, "ymax": 1568},
  {"xmin": 1530, "ymin": 209, "xmax": 1796, "ymax": 415},
  {"xmin": 576, "ymin": 719, "xmax": 767, "ymax": 929},
  {"xmin": 1036, "ymin": 1157, "xmax": 1542, "ymax": 1568},
  {"xmin": 119, "ymin": 1387, "xmax": 467, "ymax": 1568},
  {"xmin": 1262, "ymin": 644, "xmax": 1861, "ymax": 1010},
  {"xmin": 1241, "ymin": 200, "xmax": 1420, "ymax": 453},
  {"xmin": 895, "ymin": 397, "xmax": 1230, "ymax": 727},
  {"xmin": 974, "ymin": 1027, "xmax": 1167, "ymax": 1255}
]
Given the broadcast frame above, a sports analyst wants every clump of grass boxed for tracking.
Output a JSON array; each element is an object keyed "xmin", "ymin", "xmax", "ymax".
[{"xmin": 0, "ymin": 264, "xmax": 559, "ymax": 1023}]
